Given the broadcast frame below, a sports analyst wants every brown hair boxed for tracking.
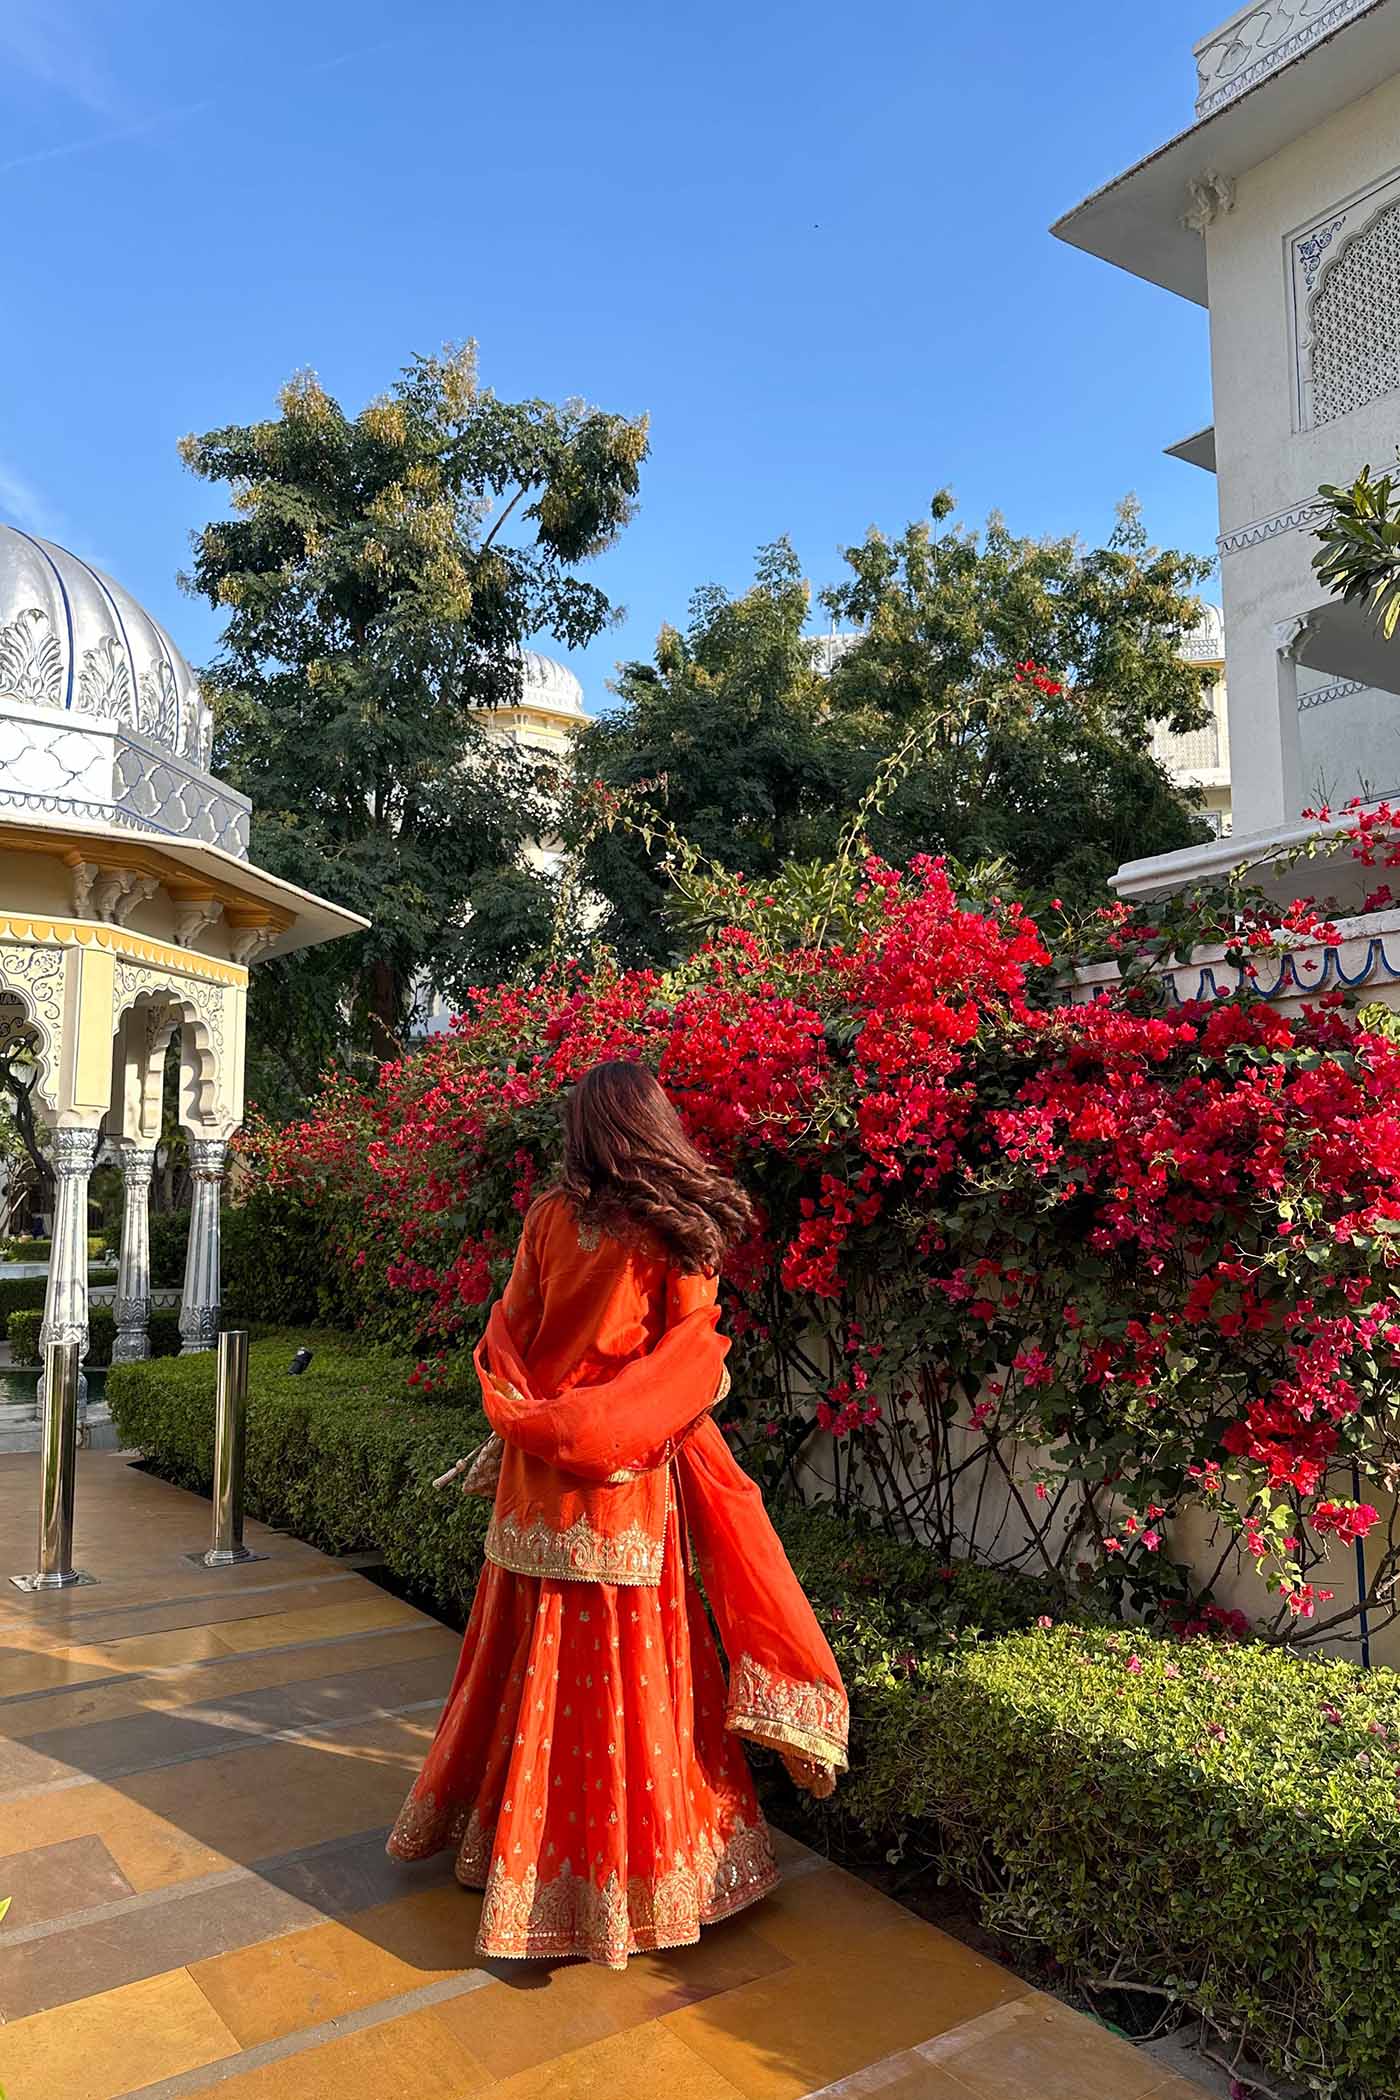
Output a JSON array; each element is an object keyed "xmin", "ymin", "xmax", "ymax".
[{"xmin": 559, "ymin": 1061, "xmax": 755, "ymax": 1275}]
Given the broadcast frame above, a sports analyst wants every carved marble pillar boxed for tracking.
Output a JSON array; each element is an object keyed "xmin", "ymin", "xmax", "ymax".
[
  {"xmin": 39, "ymin": 1127, "xmax": 101, "ymax": 1412},
  {"xmin": 112, "ymin": 1143, "xmax": 157, "ymax": 1363},
  {"xmin": 180, "ymin": 1136, "xmax": 227, "ymax": 1354}
]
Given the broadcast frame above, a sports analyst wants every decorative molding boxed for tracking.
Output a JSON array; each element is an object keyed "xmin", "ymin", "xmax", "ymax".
[
  {"xmin": 1297, "ymin": 213, "xmax": 1348, "ymax": 292},
  {"xmin": 1274, "ymin": 611, "xmax": 1319, "ymax": 660},
  {"xmin": 187, "ymin": 1135, "xmax": 229, "ymax": 1182},
  {"xmin": 0, "ymin": 917, "xmax": 247, "ymax": 987},
  {"xmin": 1183, "ymin": 171, "xmax": 1236, "ymax": 235},
  {"xmin": 174, "ymin": 897, "xmax": 223, "ymax": 948},
  {"xmin": 51, "ymin": 1127, "xmax": 101, "ymax": 1177},
  {"xmin": 1195, "ymin": 0, "xmax": 1378, "ymax": 119},
  {"xmin": 1299, "ymin": 677, "xmax": 1368, "ymax": 709},
  {"xmin": 0, "ymin": 948, "xmax": 64, "ymax": 1108},
  {"xmin": 1218, "ymin": 500, "xmax": 1330, "ymax": 555}
]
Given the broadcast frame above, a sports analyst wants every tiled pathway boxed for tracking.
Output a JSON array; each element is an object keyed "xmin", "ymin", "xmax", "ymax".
[{"xmin": 0, "ymin": 1451, "xmax": 1213, "ymax": 2100}]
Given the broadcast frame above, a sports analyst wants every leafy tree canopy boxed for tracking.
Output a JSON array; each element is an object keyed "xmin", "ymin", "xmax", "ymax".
[
  {"xmin": 181, "ymin": 345, "xmax": 648, "ymax": 1104},
  {"xmin": 575, "ymin": 494, "xmax": 1214, "ymax": 963}
]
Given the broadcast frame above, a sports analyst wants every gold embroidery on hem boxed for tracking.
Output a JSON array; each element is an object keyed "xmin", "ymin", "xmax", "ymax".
[
  {"xmin": 485, "ymin": 1508, "xmax": 665, "ymax": 1586},
  {"xmin": 475, "ymin": 1820, "xmax": 778, "ymax": 1968},
  {"xmin": 725, "ymin": 1652, "xmax": 850, "ymax": 1771}
]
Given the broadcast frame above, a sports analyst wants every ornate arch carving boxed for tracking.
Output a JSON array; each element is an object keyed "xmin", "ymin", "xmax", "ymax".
[{"xmin": 0, "ymin": 943, "xmax": 64, "ymax": 1110}]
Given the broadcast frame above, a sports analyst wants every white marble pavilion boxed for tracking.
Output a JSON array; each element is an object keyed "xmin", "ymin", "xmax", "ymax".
[
  {"xmin": 0, "ymin": 524, "xmax": 364, "ymax": 1428},
  {"xmin": 1054, "ymin": 0, "xmax": 1400, "ymax": 948}
]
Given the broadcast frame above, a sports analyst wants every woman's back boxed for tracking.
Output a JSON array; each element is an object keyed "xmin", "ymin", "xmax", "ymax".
[{"xmin": 506, "ymin": 1191, "xmax": 702, "ymax": 1398}]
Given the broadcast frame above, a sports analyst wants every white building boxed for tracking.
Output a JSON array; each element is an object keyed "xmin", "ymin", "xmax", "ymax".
[
  {"xmin": 416, "ymin": 650, "xmax": 590, "ymax": 1035},
  {"xmin": 1152, "ymin": 604, "xmax": 1234, "ymax": 834},
  {"xmin": 1055, "ymin": 0, "xmax": 1400, "ymax": 906}
]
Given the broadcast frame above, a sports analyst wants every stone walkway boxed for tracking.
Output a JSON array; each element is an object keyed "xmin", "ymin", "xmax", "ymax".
[{"xmin": 0, "ymin": 1451, "xmax": 1214, "ymax": 2100}]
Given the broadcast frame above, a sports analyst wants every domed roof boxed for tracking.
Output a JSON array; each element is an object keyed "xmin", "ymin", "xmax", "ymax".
[
  {"xmin": 0, "ymin": 524, "xmax": 212, "ymax": 769},
  {"xmin": 520, "ymin": 650, "xmax": 587, "ymax": 719},
  {"xmin": 1180, "ymin": 602, "xmax": 1225, "ymax": 663}
]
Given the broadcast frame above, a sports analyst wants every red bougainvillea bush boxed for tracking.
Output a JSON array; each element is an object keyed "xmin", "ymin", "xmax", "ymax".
[{"xmin": 245, "ymin": 841, "xmax": 1400, "ymax": 1648}]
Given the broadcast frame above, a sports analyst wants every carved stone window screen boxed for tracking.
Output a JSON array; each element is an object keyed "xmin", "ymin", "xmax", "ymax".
[
  {"xmin": 1310, "ymin": 200, "xmax": 1400, "ymax": 425},
  {"xmin": 1291, "ymin": 170, "xmax": 1400, "ymax": 431}
]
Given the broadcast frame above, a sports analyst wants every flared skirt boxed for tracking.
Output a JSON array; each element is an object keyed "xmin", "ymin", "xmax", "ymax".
[{"xmin": 386, "ymin": 1501, "xmax": 779, "ymax": 1968}]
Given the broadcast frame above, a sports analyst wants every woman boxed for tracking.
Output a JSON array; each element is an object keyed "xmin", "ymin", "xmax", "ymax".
[{"xmin": 388, "ymin": 1060, "xmax": 848, "ymax": 1969}]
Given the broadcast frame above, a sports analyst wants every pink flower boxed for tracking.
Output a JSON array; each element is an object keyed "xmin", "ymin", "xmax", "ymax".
[
  {"xmin": 1036, "ymin": 1615, "xmax": 1054, "ymax": 1630},
  {"xmin": 1125, "ymin": 1656, "xmax": 1143, "ymax": 1674},
  {"xmin": 1141, "ymin": 1529, "xmax": 1162, "ymax": 1552}
]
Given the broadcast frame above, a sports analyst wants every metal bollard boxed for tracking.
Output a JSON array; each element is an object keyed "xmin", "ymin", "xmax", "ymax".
[
  {"xmin": 189, "ymin": 1332, "xmax": 267, "ymax": 1569},
  {"xmin": 10, "ymin": 1341, "xmax": 96, "ymax": 1591}
]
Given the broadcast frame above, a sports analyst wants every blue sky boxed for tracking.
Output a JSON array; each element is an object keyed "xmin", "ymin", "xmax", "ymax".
[{"xmin": 0, "ymin": 0, "xmax": 1218, "ymax": 711}]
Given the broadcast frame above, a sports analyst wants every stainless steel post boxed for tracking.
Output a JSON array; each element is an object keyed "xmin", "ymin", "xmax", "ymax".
[
  {"xmin": 193, "ymin": 1331, "xmax": 266, "ymax": 1568},
  {"xmin": 10, "ymin": 1341, "xmax": 96, "ymax": 1591}
]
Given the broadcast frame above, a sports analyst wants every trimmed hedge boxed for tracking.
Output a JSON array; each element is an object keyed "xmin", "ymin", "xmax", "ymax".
[
  {"xmin": 839, "ymin": 1628, "xmax": 1400, "ymax": 2098},
  {"xmin": 8, "ymin": 1307, "xmax": 183, "ymax": 1368},
  {"xmin": 107, "ymin": 1334, "xmax": 491, "ymax": 1617},
  {"xmin": 0, "ymin": 1273, "xmax": 117, "ymax": 1324},
  {"xmin": 0, "ymin": 1277, "xmax": 48, "ymax": 1321},
  {"xmin": 2, "ymin": 1236, "xmax": 110, "ymax": 1264},
  {"xmin": 148, "ymin": 1195, "xmax": 354, "ymax": 1326},
  {"xmin": 107, "ymin": 1336, "xmax": 1400, "ymax": 2095}
]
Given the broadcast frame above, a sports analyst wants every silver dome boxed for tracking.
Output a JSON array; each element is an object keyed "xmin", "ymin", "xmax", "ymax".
[
  {"xmin": 520, "ymin": 650, "xmax": 587, "ymax": 718},
  {"xmin": 0, "ymin": 524, "xmax": 212, "ymax": 768}
]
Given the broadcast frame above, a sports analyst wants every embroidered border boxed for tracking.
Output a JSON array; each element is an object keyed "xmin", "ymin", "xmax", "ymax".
[
  {"xmin": 485, "ymin": 1507, "xmax": 666, "ymax": 1586},
  {"xmin": 726, "ymin": 1652, "xmax": 850, "ymax": 1770},
  {"xmin": 476, "ymin": 1820, "xmax": 779, "ymax": 1968}
]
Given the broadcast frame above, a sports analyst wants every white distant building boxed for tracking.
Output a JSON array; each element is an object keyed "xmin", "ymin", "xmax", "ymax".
[
  {"xmin": 1153, "ymin": 604, "xmax": 1234, "ymax": 836},
  {"xmin": 416, "ymin": 651, "xmax": 590, "ymax": 1036},
  {"xmin": 1054, "ymin": 0, "xmax": 1400, "ymax": 906}
]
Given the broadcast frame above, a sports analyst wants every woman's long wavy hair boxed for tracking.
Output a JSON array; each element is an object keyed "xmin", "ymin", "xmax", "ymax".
[{"xmin": 559, "ymin": 1061, "xmax": 755, "ymax": 1275}]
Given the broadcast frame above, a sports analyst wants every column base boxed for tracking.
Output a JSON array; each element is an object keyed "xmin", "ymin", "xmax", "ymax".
[
  {"xmin": 9, "ymin": 1569, "xmax": 98, "ymax": 1591},
  {"xmin": 184, "ymin": 1546, "xmax": 269, "ymax": 1568}
]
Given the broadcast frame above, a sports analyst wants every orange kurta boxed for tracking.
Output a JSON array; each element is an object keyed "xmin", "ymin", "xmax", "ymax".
[{"xmin": 387, "ymin": 1191, "xmax": 847, "ymax": 1967}]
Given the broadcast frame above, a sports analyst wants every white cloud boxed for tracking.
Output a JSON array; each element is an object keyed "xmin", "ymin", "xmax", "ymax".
[{"xmin": 0, "ymin": 1, "xmax": 121, "ymax": 118}]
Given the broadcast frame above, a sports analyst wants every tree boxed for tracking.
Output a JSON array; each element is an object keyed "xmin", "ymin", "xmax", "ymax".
[
  {"xmin": 575, "ymin": 540, "xmax": 850, "ymax": 961},
  {"xmin": 576, "ymin": 496, "xmax": 1214, "ymax": 961},
  {"xmin": 1314, "ymin": 461, "xmax": 1400, "ymax": 640},
  {"xmin": 181, "ymin": 346, "xmax": 648, "ymax": 1095}
]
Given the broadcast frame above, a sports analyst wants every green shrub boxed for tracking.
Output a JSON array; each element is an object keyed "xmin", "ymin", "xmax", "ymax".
[
  {"xmin": 8, "ymin": 1307, "xmax": 182, "ymax": 1367},
  {"xmin": 0, "ymin": 1277, "xmax": 47, "ymax": 1321},
  {"xmin": 147, "ymin": 1211, "xmax": 187, "ymax": 1290},
  {"xmin": 818, "ymin": 1624, "xmax": 1400, "ymax": 2099},
  {"xmin": 148, "ymin": 1195, "xmax": 350, "ymax": 1326},
  {"xmin": 0, "ymin": 1272, "xmax": 117, "ymax": 1326},
  {"xmin": 107, "ymin": 1333, "xmax": 490, "ymax": 1618},
  {"xmin": 2, "ymin": 1235, "xmax": 112, "ymax": 1264}
]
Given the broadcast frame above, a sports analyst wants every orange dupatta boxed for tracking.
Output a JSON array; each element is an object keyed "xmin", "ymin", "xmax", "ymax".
[{"xmin": 474, "ymin": 1193, "xmax": 849, "ymax": 1778}]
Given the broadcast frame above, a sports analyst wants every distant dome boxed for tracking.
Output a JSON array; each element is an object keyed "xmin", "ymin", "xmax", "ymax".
[
  {"xmin": 520, "ymin": 650, "xmax": 587, "ymax": 719},
  {"xmin": 0, "ymin": 524, "xmax": 212, "ymax": 769},
  {"xmin": 1180, "ymin": 603, "xmax": 1225, "ymax": 663}
]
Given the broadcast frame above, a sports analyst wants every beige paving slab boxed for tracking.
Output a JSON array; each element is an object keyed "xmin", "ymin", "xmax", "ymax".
[
  {"xmin": 664, "ymin": 1917, "xmax": 1029, "ymax": 2100},
  {"xmin": 0, "ymin": 1965, "xmax": 241, "ymax": 2100},
  {"xmin": 919, "ymin": 1996, "xmax": 1170, "ymax": 2100},
  {"xmin": 1, "ymin": 1620, "xmax": 456, "ymax": 1738},
  {"xmin": 195, "ymin": 2006, "xmax": 495, "ymax": 2100}
]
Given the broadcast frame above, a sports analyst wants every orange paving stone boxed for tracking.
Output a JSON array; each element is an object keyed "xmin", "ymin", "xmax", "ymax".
[{"xmin": 0, "ymin": 1449, "xmax": 1217, "ymax": 2100}]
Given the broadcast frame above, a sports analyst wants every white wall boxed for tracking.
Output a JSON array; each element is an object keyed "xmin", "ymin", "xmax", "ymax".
[{"xmin": 1206, "ymin": 69, "xmax": 1400, "ymax": 832}]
